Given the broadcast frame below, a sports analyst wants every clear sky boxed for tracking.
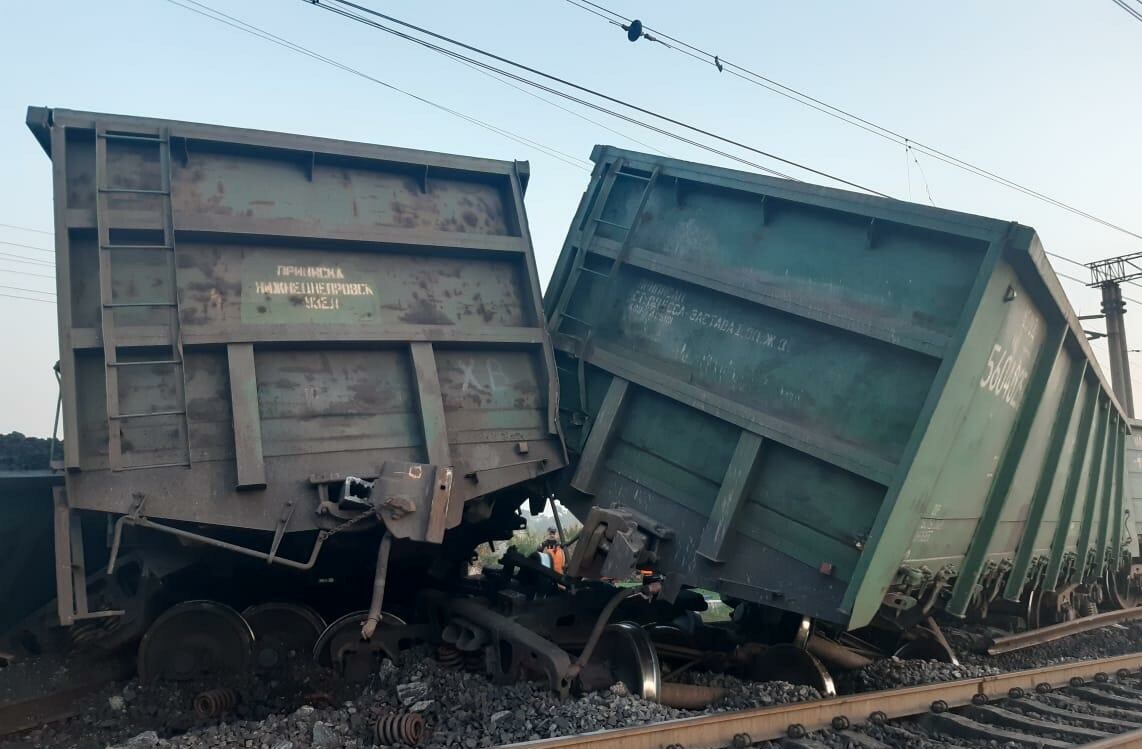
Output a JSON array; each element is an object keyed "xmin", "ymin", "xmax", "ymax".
[{"xmin": 1, "ymin": 0, "xmax": 1139, "ymax": 436}]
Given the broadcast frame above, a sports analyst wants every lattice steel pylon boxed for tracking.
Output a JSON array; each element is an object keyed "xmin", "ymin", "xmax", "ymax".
[{"xmin": 1086, "ymin": 253, "xmax": 1141, "ymax": 417}]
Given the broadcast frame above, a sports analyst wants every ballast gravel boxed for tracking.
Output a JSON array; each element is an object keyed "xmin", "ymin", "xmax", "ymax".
[
  {"xmin": 6, "ymin": 647, "xmax": 818, "ymax": 749},
  {"xmin": 6, "ymin": 620, "xmax": 1142, "ymax": 749},
  {"xmin": 836, "ymin": 657, "xmax": 1001, "ymax": 693}
]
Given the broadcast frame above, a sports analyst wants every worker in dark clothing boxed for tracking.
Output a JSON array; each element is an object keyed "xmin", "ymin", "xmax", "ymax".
[{"xmin": 540, "ymin": 526, "xmax": 566, "ymax": 575}]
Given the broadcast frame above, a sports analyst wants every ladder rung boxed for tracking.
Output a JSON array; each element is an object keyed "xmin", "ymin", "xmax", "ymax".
[
  {"xmin": 98, "ymin": 187, "xmax": 170, "ymax": 196},
  {"xmin": 594, "ymin": 218, "xmax": 631, "ymax": 230},
  {"xmin": 103, "ymin": 302, "xmax": 177, "ymax": 308},
  {"xmin": 110, "ymin": 409, "xmax": 186, "ymax": 420},
  {"xmin": 108, "ymin": 360, "xmax": 182, "ymax": 368},
  {"xmin": 117, "ymin": 461, "xmax": 191, "ymax": 472},
  {"xmin": 101, "ymin": 244, "xmax": 173, "ymax": 251},
  {"xmin": 616, "ymin": 170, "xmax": 653, "ymax": 182},
  {"xmin": 99, "ymin": 133, "xmax": 168, "ymax": 144}
]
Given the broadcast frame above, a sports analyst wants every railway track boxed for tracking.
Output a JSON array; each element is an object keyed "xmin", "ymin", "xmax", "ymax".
[
  {"xmin": 498, "ymin": 653, "xmax": 1142, "ymax": 749},
  {"xmin": 0, "ymin": 655, "xmax": 133, "ymax": 738},
  {"xmin": 8, "ymin": 648, "xmax": 1142, "ymax": 747}
]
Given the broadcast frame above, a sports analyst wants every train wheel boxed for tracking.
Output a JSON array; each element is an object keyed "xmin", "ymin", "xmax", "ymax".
[
  {"xmin": 1025, "ymin": 589, "xmax": 1041, "ymax": 630},
  {"xmin": 137, "ymin": 601, "xmax": 253, "ymax": 683},
  {"xmin": 586, "ymin": 622, "xmax": 661, "ymax": 702},
  {"xmin": 313, "ymin": 609, "xmax": 408, "ymax": 680},
  {"xmin": 1038, "ymin": 585, "xmax": 1079, "ymax": 625},
  {"xmin": 745, "ymin": 644, "xmax": 836, "ymax": 697},
  {"xmin": 242, "ymin": 603, "xmax": 326, "ymax": 671},
  {"xmin": 1105, "ymin": 566, "xmax": 1142, "ymax": 610}
]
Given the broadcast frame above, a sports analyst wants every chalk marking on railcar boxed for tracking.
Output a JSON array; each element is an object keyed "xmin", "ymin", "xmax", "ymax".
[
  {"xmin": 457, "ymin": 358, "xmax": 508, "ymax": 396},
  {"xmin": 625, "ymin": 282, "xmax": 791, "ymax": 353}
]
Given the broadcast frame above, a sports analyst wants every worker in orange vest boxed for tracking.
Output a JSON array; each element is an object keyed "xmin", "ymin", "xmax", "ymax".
[{"xmin": 541, "ymin": 527, "xmax": 566, "ymax": 575}]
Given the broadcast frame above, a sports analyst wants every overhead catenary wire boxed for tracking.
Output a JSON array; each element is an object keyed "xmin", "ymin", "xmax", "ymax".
[
  {"xmin": 563, "ymin": 0, "xmax": 1142, "ymax": 242},
  {"xmin": 305, "ymin": 0, "xmax": 898, "ymax": 194},
  {"xmin": 906, "ymin": 143, "xmax": 935, "ymax": 206},
  {"xmin": 0, "ymin": 284, "xmax": 54, "ymax": 297},
  {"xmin": 1046, "ymin": 251, "xmax": 1142, "ymax": 299},
  {"xmin": 0, "ymin": 267, "xmax": 55, "ymax": 280},
  {"xmin": 0, "ymin": 239, "xmax": 53, "ymax": 254},
  {"xmin": 165, "ymin": 0, "xmax": 590, "ymax": 171},
  {"xmin": 457, "ymin": 61, "xmax": 668, "ymax": 157},
  {"xmin": 15, "ymin": 7, "xmax": 1135, "ymax": 323},
  {"xmin": 568, "ymin": 0, "xmax": 1142, "ymax": 297},
  {"xmin": 310, "ymin": 0, "xmax": 1140, "ymax": 293},
  {"xmin": 1055, "ymin": 269, "xmax": 1142, "ymax": 306},
  {"xmin": 0, "ymin": 223, "xmax": 53, "ymax": 235},
  {"xmin": 1111, "ymin": 0, "xmax": 1142, "ymax": 22},
  {"xmin": 1057, "ymin": 270, "xmax": 1089, "ymax": 286},
  {"xmin": 303, "ymin": 0, "xmax": 793, "ymax": 181},
  {"xmin": 339, "ymin": 0, "xmax": 664, "ymax": 157},
  {"xmin": 1047, "ymin": 252, "xmax": 1090, "ymax": 270},
  {"xmin": 0, "ymin": 291, "xmax": 55, "ymax": 305},
  {"xmin": 0, "ymin": 252, "xmax": 54, "ymax": 268}
]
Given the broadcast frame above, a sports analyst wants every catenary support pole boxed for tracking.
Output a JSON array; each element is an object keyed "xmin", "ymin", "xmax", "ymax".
[{"xmin": 1101, "ymin": 282, "xmax": 1134, "ymax": 416}]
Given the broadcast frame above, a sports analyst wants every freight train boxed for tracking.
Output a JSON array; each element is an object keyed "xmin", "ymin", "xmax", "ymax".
[{"xmin": 4, "ymin": 107, "xmax": 1138, "ymax": 700}]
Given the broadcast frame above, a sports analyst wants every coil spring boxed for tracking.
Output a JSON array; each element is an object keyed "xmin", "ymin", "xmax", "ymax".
[
  {"xmin": 436, "ymin": 644, "xmax": 463, "ymax": 670},
  {"xmin": 375, "ymin": 713, "xmax": 425, "ymax": 746},
  {"xmin": 1084, "ymin": 601, "xmax": 1099, "ymax": 617},
  {"xmin": 68, "ymin": 623, "xmax": 105, "ymax": 648},
  {"xmin": 68, "ymin": 616, "xmax": 120, "ymax": 650},
  {"xmin": 463, "ymin": 650, "xmax": 485, "ymax": 674},
  {"xmin": 193, "ymin": 688, "xmax": 240, "ymax": 720}
]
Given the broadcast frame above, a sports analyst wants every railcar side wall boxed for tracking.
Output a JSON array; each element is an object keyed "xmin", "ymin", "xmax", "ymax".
[
  {"xmin": 30, "ymin": 107, "xmax": 565, "ymax": 536},
  {"xmin": 546, "ymin": 146, "xmax": 1129, "ymax": 628}
]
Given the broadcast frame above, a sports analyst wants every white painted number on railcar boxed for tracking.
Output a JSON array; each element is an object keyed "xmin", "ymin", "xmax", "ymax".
[
  {"xmin": 254, "ymin": 265, "xmax": 376, "ymax": 312},
  {"xmin": 910, "ymin": 504, "xmax": 944, "ymax": 545},
  {"xmin": 978, "ymin": 310, "xmax": 1040, "ymax": 410},
  {"xmin": 979, "ymin": 344, "xmax": 1031, "ymax": 408}
]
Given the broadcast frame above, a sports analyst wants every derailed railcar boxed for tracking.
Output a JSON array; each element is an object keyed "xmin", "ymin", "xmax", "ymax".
[
  {"xmin": 546, "ymin": 146, "xmax": 1137, "ymax": 638},
  {"xmin": 25, "ymin": 107, "xmax": 565, "ymax": 663}
]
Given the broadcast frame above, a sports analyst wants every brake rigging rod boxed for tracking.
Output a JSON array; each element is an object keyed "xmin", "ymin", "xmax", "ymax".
[{"xmin": 361, "ymin": 533, "xmax": 392, "ymax": 640}]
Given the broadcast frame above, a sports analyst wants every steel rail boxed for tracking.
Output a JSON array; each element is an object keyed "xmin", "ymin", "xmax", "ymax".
[
  {"xmin": 0, "ymin": 683, "xmax": 91, "ymax": 736},
  {"xmin": 0, "ymin": 656, "xmax": 134, "ymax": 737},
  {"xmin": 497, "ymin": 653, "xmax": 1142, "ymax": 749},
  {"xmin": 1085, "ymin": 727, "xmax": 1142, "ymax": 747},
  {"xmin": 988, "ymin": 606, "xmax": 1142, "ymax": 654}
]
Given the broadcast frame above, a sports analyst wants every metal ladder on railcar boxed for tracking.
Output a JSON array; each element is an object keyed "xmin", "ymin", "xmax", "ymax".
[
  {"xmin": 95, "ymin": 126, "xmax": 192, "ymax": 471},
  {"xmin": 549, "ymin": 158, "xmax": 661, "ymax": 344},
  {"xmin": 548, "ymin": 159, "xmax": 660, "ymax": 424}
]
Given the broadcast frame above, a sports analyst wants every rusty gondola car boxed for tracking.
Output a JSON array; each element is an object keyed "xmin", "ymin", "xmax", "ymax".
[
  {"xmin": 21, "ymin": 107, "xmax": 567, "ymax": 677},
  {"xmin": 546, "ymin": 146, "xmax": 1140, "ymax": 663}
]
